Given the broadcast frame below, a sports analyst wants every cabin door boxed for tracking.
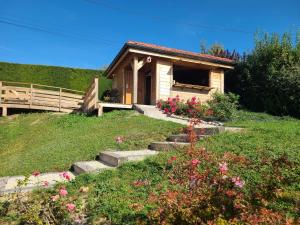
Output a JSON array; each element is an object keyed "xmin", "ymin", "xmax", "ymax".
[
  {"xmin": 144, "ymin": 75, "xmax": 151, "ymax": 105},
  {"xmin": 125, "ymin": 70, "xmax": 133, "ymax": 104}
]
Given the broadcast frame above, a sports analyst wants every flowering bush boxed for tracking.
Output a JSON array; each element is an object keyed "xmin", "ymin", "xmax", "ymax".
[
  {"xmin": 156, "ymin": 93, "xmax": 238, "ymax": 121},
  {"xmin": 1, "ymin": 172, "xmax": 88, "ymax": 224},
  {"xmin": 147, "ymin": 123, "xmax": 296, "ymax": 224},
  {"xmin": 156, "ymin": 95, "xmax": 210, "ymax": 119}
]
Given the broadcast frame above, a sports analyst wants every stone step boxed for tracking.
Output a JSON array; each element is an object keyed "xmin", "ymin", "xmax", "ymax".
[
  {"xmin": 167, "ymin": 134, "xmax": 208, "ymax": 143},
  {"xmin": 0, "ymin": 171, "xmax": 75, "ymax": 194},
  {"xmin": 184, "ymin": 126, "xmax": 225, "ymax": 135},
  {"xmin": 149, "ymin": 141, "xmax": 189, "ymax": 151},
  {"xmin": 98, "ymin": 150, "xmax": 158, "ymax": 167},
  {"xmin": 72, "ymin": 161, "xmax": 114, "ymax": 175}
]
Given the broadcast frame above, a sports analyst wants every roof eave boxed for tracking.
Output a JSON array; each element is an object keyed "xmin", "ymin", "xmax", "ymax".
[{"xmin": 106, "ymin": 43, "xmax": 235, "ymax": 77}]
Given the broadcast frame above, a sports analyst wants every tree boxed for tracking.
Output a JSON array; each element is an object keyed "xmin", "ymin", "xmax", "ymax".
[{"xmin": 225, "ymin": 31, "xmax": 300, "ymax": 118}]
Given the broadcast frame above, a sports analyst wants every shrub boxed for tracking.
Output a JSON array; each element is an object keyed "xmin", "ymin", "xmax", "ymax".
[
  {"xmin": 156, "ymin": 93, "xmax": 238, "ymax": 121},
  {"xmin": 0, "ymin": 61, "xmax": 112, "ymax": 98},
  {"xmin": 226, "ymin": 31, "xmax": 300, "ymax": 118},
  {"xmin": 207, "ymin": 92, "xmax": 239, "ymax": 121},
  {"xmin": 147, "ymin": 125, "xmax": 297, "ymax": 224}
]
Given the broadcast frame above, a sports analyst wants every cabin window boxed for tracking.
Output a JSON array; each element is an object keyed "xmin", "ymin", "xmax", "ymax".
[{"xmin": 173, "ymin": 65, "xmax": 209, "ymax": 86}]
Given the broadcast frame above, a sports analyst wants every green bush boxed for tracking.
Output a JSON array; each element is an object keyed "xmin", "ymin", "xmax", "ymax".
[
  {"xmin": 226, "ymin": 31, "xmax": 300, "ymax": 118},
  {"xmin": 207, "ymin": 92, "xmax": 239, "ymax": 121},
  {"xmin": 0, "ymin": 61, "xmax": 112, "ymax": 97}
]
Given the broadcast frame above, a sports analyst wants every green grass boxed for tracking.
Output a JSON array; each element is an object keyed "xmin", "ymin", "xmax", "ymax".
[
  {"xmin": 62, "ymin": 110, "xmax": 300, "ymax": 223},
  {"xmin": 0, "ymin": 111, "xmax": 182, "ymax": 177},
  {"xmin": 1, "ymin": 110, "xmax": 299, "ymax": 224}
]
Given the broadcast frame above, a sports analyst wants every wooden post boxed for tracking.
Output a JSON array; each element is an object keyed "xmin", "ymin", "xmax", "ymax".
[
  {"xmin": 59, "ymin": 88, "xmax": 62, "ymax": 111},
  {"xmin": 133, "ymin": 56, "xmax": 138, "ymax": 104},
  {"xmin": 97, "ymin": 103, "xmax": 103, "ymax": 116},
  {"xmin": 122, "ymin": 69, "xmax": 125, "ymax": 104},
  {"xmin": 2, "ymin": 106, "xmax": 7, "ymax": 116},
  {"xmin": 0, "ymin": 81, "xmax": 2, "ymax": 105},
  {"xmin": 94, "ymin": 78, "xmax": 99, "ymax": 110},
  {"xmin": 30, "ymin": 84, "xmax": 33, "ymax": 108}
]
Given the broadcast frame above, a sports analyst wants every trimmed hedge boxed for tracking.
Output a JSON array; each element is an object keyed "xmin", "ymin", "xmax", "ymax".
[{"xmin": 0, "ymin": 62, "xmax": 112, "ymax": 97}]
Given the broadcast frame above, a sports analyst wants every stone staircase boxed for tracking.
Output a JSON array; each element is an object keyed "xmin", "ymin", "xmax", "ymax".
[{"xmin": 0, "ymin": 126, "xmax": 226, "ymax": 194}]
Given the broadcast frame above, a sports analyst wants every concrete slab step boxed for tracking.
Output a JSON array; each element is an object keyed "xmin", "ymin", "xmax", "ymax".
[
  {"xmin": 72, "ymin": 161, "xmax": 114, "ymax": 175},
  {"xmin": 149, "ymin": 141, "xmax": 189, "ymax": 151},
  {"xmin": 184, "ymin": 126, "xmax": 225, "ymax": 135},
  {"xmin": 0, "ymin": 171, "xmax": 75, "ymax": 194},
  {"xmin": 167, "ymin": 134, "xmax": 208, "ymax": 143},
  {"xmin": 98, "ymin": 150, "xmax": 158, "ymax": 167}
]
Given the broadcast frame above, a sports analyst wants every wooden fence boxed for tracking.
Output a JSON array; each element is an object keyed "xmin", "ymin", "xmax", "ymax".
[
  {"xmin": 0, "ymin": 81, "xmax": 85, "ymax": 116},
  {"xmin": 82, "ymin": 78, "xmax": 99, "ymax": 114}
]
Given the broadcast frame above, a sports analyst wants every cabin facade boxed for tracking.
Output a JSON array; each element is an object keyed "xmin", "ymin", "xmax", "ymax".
[{"xmin": 106, "ymin": 41, "xmax": 234, "ymax": 105}]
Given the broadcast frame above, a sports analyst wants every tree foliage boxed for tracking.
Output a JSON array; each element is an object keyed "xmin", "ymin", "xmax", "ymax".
[
  {"xmin": 200, "ymin": 42, "xmax": 240, "ymax": 61},
  {"xmin": 226, "ymin": 32, "xmax": 300, "ymax": 117}
]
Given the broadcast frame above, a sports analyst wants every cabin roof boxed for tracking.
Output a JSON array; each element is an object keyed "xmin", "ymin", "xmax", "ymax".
[{"xmin": 106, "ymin": 41, "xmax": 235, "ymax": 76}]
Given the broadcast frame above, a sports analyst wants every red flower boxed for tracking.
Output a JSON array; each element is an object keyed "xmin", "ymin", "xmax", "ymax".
[
  {"xmin": 171, "ymin": 107, "xmax": 177, "ymax": 113},
  {"xmin": 168, "ymin": 156, "xmax": 177, "ymax": 164},
  {"xmin": 32, "ymin": 171, "xmax": 40, "ymax": 177},
  {"xmin": 61, "ymin": 172, "xmax": 71, "ymax": 181},
  {"xmin": 190, "ymin": 159, "xmax": 200, "ymax": 167},
  {"xmin": 43, "ymin": 181, "xmax": 49, "ymax": 187},
  {"xmin": 164, "ymin": 108, "xmax": 169, "ymax": 114}
]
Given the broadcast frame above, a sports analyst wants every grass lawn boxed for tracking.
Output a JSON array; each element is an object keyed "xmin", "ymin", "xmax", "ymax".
[
  {"xmin": 1, "ymin": 110, "xmax": 299, "ymax": 224},
  {"xmin": 64, "ymin": 110, "xmax": 300, "ymax": 223},
  {"xmin": 0, "ymin": 110, "xmax": 182, "ymax": 177}
]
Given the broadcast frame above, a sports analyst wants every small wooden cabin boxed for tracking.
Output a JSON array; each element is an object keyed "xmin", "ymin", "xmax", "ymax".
[{"xmin": 106, "ymin": 41, "xmax": 234, "ymax": 105}]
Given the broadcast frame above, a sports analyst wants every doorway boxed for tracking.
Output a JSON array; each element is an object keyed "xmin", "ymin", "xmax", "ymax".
[{"xmin": 144, "ymin": 75, "xmax": 151, "ymax": 105}]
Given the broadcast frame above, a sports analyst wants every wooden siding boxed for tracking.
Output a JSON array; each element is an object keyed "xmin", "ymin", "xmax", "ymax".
[
  {"xmin": 157, "ymin": 60, "xmax": 172, "ymax": 100},
  {"xmin": 209, "ymin": 69, "xmax": 224, "ymax": 93}
]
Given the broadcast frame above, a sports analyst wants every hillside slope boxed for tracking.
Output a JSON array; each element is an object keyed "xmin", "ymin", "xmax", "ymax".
[{"xmin": 0, "ymin": 61, "xmax": 112, "ymax": 97}]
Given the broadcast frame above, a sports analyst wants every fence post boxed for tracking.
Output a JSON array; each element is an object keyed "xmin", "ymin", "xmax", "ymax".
[
  {"xmin": 59, "ymin": 88, "xmax": 62, "ymax": 111},
  {"xmin": 94, "ymin": 78, "xmax": 99, "ymax": 110},
  {"xmin": 0, "ymin": 81, "xmax": 2, "ymax": 105},
  {"xmin": 30, "ymin": 84, "xmax": 33, "ymax": 108}
]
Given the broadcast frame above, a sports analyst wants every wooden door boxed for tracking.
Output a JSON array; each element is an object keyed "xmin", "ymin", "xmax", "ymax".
[
  {"xmin": 144, "ymin": 75, "xmax": 151, "ymax": 105},
  {"xmin": 125, "ymin": 70, "xmax": 133, "ymax": 104}
]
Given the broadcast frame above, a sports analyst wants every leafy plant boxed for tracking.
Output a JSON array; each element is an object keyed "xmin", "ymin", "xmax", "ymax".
[
  {"xmin": 207, "ymin": 92, "xmax": 239, "ymax": 121},
  {"xmin": 226, "ymin": 31, "xmax": 300, "ymax": 118}
]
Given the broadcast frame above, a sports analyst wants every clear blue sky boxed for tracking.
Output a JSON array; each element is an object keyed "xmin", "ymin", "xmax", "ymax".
[{"xmin": 0, "ymin": 0, "xmax": 299, "ymax": 69}]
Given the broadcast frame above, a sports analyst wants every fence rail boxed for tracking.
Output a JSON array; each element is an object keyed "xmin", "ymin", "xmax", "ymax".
[{"xmin": 0, "ymin": 81, "xmax": 86, "ymax": 116}]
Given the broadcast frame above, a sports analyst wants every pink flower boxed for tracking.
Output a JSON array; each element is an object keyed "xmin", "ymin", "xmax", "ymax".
[
  {"xmin": 190, "ymin": 159, "xmax": 200, "ymax": 167},
  {"xmin": 219, "ymin": 162, "xmax": 228, "ymax": 174},
  {"xmin": 232, "ymin": 176, "xmax": 245, "ymax": 188},
  {"xmin": 171, "ymin": 107, "xmax": 176, "ymax": 113},
  {"xmin": 32, "ymin": 171, "xmax": 40, "ymax": 177},
  {"xmin": 43, "ymin": 181, "xmax": 49, "ymax": 187},
  {"xmin": 51, "ymin": 194, "xmax": 59, "ymax": 202},
  {"xmin": 164, "ymin": 108, "xmax": 169, "ymax": 114},
  {"xmin": 59, "ymin": 187, "xmax": 68, "ymax": 196},
  {"xmin": 61, "ymin": 172, "xmax": 71, "ymax": 181},
  {"xmin": 66, "ymin": 203, "xmax": 76, "ymax": 212},
  {"xmin": 115, "ymin": 136, "xmax": 123, "ymax": 144}
]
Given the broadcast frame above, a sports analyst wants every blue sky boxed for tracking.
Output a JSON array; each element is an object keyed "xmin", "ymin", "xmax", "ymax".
[{"xmin": 0, "ymin": 0, "xmax": 299, "ymax": 69}]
